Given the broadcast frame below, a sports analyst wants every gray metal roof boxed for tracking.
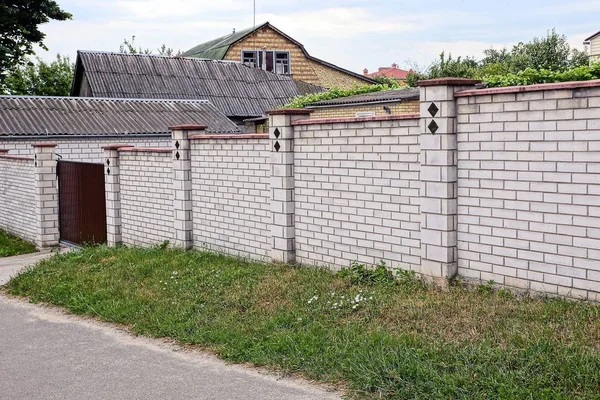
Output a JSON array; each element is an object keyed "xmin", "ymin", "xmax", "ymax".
[
  {"xmin": 305, "ymin": 88, "xmax": 420, "ymax": 107},
  {"xmin": 72, "ymin": 51, "xmax": 324, "ymax": 118},
  {"xmin": 0, "ymin": 96, "xmax": 241, "ymax": 136}
]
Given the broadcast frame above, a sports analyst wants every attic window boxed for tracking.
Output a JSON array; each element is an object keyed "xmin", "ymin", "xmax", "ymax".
[
  {"xmin": 275, "ymin": 52, "xmax": 290, "ymax": 74},
  {"xmin": 242, "ymin": 51, "xmax": 258, "ymax": 68},
  {"xmin": 241, "ymin": 50, "xmax": 291, "ymax": 75}
]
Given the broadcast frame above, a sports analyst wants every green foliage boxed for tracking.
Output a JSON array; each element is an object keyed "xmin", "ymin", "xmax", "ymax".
[
  {"xmin": 5, "ymin": 246, "xmax": 600, "ymax": 399},
  {"xmin": 484, "ymin": 62, "xmax": 600, "ymax": 87},
  {"xmin": 404, "ymin": 70, "xmax": 427, "ymax": 88},
  {"xmin": 284, "ymin": 81, "xmax": 404, "ymax": 108},
  {"xmin": 507, "ymin": 29, "xmax": 587, "ymax": 72},
  {"xmin": 0, "ymin": 229, "xmax": 36, "ymax": 257},
  {"xmin": 414, "ymin": 29, "xmax": 591, "ymax": 88},
  {"xmin": 337, "ymin": 260, "xmax": 396, "ymax": 286},
  {"xmin": 2, "ymin": 54, "xmax": 74, "ymax": 96},
  {"xmin": 119, "ymin": 36, "xmax": 181, "ymax": 56},
  {"xmin": 428, "ymin": 51, "xmax": 479, "ymax": 79},
  {"xmin": 0, "ymin": 0, "xmax": 71, "ymax": 84}
]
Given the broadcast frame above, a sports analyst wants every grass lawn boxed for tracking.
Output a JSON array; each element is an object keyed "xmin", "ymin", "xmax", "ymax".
[
  {"xmin": 0, "ymin": 229, "xmax": 37, "ymax": 258},
  {"xmin": 3, "ymin": 246, "xmax": 600, "ymax": 399}
]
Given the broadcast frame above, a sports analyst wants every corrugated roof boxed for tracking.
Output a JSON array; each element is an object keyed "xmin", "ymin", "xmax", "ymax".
[
  {"xmin": 72, "ymin": 51, "xmax": 324, "ymax": 118},
  {"xmin": 181, "ymin": 22, "xmax": 377, "ymax": 85},
  {"xmin": 305, "ymin": 88, "xmax": 420, "ymax": 107},
  {"xmin": 181, "ymin": 25, "xmax": 259, "ymax": 59},
  {"xmin": 0, "ymin": 96, "xmax": 241, "ymax": 136}
]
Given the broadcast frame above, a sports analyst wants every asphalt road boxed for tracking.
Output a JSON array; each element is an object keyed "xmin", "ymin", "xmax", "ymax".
[{"xmin": 0, "ymin": 253, "xmax": 341, "ymax": 400}]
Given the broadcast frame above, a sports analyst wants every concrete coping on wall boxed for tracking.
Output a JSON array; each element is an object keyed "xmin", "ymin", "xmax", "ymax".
[
  {"xmin": 117, "ymin": 147, "xmax": 172, "ymax": 153},
  {"xmin": 454, "ymin": 78, "xmax": 600, "ymax": 97},
  {"xmin": 266, "ymin": 108, "xmax": 313, "ymax": 115},
  {"xmin": 189, "ymin": 134, "xmax": 269, "ymax": 140},
  {"xmin": 102, "ymin": 144, "xmax": 132, "ymax": 150},
  {"xmin": 0, "ymin": 154, "xmax": 34, "ymax": 161},
  {"xmin": 169, "ymin": 124, "xmax": 208, "ymax": 131},
  {"xmin": 291, "ymin": 113, "xmax": 420, "ymax": 126},
  {"xmin": 418, "ymin": 77, "xmax": 482, "ymax": 87},
  {"xmin": 31, "ymin": 142, "xmax": 57, "ymax": 148}
]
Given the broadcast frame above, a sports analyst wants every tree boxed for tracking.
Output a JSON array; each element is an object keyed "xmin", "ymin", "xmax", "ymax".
[
  {"xmin": 427, "ymin": 52, "xmax": 479, "ymax": 79},
  {"xmin": 2, "ymin": 54, "xmax": 74, "ymax": 96},
  {"xmin": 0, "ymin": 0, "xmax": 71, "ymax": 83},
  {"xmin": 119, "ymin": 36, "xmax": 181, "ymax": 56}
]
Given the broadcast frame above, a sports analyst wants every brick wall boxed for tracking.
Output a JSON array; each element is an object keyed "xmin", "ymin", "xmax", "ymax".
[
  {"xmin": 293, "ymin": 117, "xmax": 422, "ymax": 270},
  {"xmin": 456, "ymin": 85, "xmax": 600, "ymax": 300},
  {"xmin": 119, "ymin": 150, "xmax": 173, "ymax": 246},
  {"xmin": 0, "ymin": 155, "xmax": 36, "ymax": 243},
  {"xmin": 1, "ymin": 136, "xmax": 170, "ymax": 163},
  {"xmin": 190, "ymin": 137, "xmax": 272, "ymax": 259},
  {"xmin": 308, "ymin": 100, "xmax": 420, "ymax": 119}
]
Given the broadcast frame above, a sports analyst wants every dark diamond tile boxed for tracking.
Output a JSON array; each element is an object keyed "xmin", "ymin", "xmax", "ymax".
[
  {"xmin": 428, "ymin": 120, "xmax": 439, "ymax": 134},
  {"xmin": 175, "ymin": 140, "xmax": 180, "ymax": 149},
  {"xmin": 428, "ymin": 102, "xmax": 439, "ymax": 117},
  {"xmin": 274, "ymin": 127, "xmax": 281, "ymax": 139},
  {"xmin": 106, "ymin": 167, "xmax": 110, "ymax": 175},
  {"xmin": 176, "ymin": 151, "xmax": 180, "ymax": 160},
  {"xmin": 274, "ymin": 141, "xmax": 281, "ymax": 152},
  {"xmin": 106, "ymin": 159, "xmax": 110, "ymax": 166}
]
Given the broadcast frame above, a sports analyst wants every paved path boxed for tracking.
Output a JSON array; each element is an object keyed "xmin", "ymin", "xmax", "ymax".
[
  {"xmin": 0, "ymin": 249, "xmax": 62, "ymax": 285},
  {"xmin": 0, "ymin": 253, "xmax": 341, "ymax": 400}
]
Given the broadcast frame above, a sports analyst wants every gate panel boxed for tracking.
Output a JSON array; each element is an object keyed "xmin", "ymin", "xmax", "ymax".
[{"xmin": 58, "ymin": 161, "xmax": 107, "ymax": 245}]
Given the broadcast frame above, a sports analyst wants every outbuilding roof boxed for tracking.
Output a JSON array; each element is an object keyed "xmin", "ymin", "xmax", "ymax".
[
  {"xmin": 71, "ymin": 51, "xmax": 323, "ymax": 118},
  {"xmin": 305, "ymin": 88, "xmax": 420, "ymax": 108},
  {"xmin": 0, "ymin": 96, "xmax": 241, "ymax": 136}
]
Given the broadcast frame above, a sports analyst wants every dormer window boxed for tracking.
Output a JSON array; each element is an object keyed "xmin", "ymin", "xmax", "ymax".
[{"xmin": 241, "ymin": 50, "xmax": 290, "ymax": 75}]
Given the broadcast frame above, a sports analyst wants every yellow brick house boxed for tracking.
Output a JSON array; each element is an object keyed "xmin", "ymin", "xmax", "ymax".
[{"xmin": 182, "ymin": 22, "xmax": 376, "ymax": 89}]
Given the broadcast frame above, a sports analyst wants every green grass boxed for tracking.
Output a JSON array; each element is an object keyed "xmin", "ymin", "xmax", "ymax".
[
  {"xmin": 3, "ymin": 246, "xmax": 600, "ymax": 399},
  {"xmin": 0, "ymin": 229, "xmax": 37, "ymax": 257}
]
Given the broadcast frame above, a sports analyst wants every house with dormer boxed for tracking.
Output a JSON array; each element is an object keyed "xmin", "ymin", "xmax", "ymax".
[{"xmin": 181, "ymin": 22, "xmax": 376, "ymax": 89}]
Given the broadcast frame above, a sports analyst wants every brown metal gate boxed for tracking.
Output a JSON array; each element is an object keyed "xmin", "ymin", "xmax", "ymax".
[{"xmin": 57, "ymin": 161, "xmax": 107, "ymax": 245}]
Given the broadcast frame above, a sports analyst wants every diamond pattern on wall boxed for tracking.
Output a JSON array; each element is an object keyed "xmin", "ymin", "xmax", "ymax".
[
  {"xmin": 274, "ymin": 141, "xmax": 281, "ymax": 152},
  {"xmin": 428, "ymin": 120, "xmax": 439, "ymax": 134},
  {"xmin": 106, "ymin": 159, "xmax": 110, "ymax": 166},
  {"xmin": 428, "ymin": 102, "xmax": 439, "ymax": 117},
  {"xmin": 107, "ymin": 167, "xmax": 111, "ymax": 175},
  {"xmin": 274, "ymin": 128, "xmax": 281, "ymax": 139},
  {"xmin": 175, "ymin": 140, "xmax": 180, "ymax": 149},
  {"xmin": 175, "ymin": 151, "xmax": 180, "ymax": 160}
]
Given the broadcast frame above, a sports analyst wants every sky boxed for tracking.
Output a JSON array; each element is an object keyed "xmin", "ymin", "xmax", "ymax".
[{"xmin": 35, "ymin": 0, "xmax": 599, "ymax": 74}]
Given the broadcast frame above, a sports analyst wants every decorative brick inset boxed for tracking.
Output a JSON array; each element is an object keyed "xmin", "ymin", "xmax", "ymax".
[{"xmin": 103, "ymin": 144, "xmax": 130, "ymax": 246}]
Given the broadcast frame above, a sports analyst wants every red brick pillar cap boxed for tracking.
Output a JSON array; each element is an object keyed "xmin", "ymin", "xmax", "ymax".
[
  {"xmin": 266, "ymin": 108, "xmax": 313, "ymax": 115},
  {"xmin": 417, "ymin": 78, "xmax": 482, "ymax": 87},
  {"xmin": 31, "ymin": 143, "xmax": 57, "ymax": 148},
  {"xmin": 169, "ymin": 124, "xmax": 208, "ymax": 130}
]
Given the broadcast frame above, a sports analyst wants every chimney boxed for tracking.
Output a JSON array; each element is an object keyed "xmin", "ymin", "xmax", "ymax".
[
  {"xmin": 363, "ymin": 68, "xmax": 369, "ymax": 76},
  {"xmin": 392, "ymin": 63, "xmax": 398, "ymax": 69}
]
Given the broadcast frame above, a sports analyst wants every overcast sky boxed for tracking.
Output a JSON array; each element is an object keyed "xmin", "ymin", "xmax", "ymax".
[{"xmin": 36, "ymin": 0, "xmax": 599, "ymax": 73}]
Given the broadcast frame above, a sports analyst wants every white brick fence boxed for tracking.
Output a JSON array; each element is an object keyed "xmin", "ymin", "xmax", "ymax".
[{"xmin": 1, "ymin": 78, "xmax": 600, "ymax": 301}]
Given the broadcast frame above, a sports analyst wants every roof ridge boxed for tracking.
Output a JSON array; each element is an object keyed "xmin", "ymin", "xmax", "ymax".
[{"xmin": 0, "ymin": 95, "xmax": 212, "ymax": 103}]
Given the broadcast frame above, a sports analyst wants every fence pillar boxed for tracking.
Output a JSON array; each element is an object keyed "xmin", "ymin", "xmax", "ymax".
[
  {"xmin": 32, "ymin": 143, "xmax": 59, "ymax": 248},
  {"xmin": 170, "ymin": 124, "xmax": 206, "ymax": 250},
  {"xmin": 267, "ymin": 109, "xmax": 312, "ymax": 263},
  {"xmin": 418, "ymin": 78, "xmax": 480, "ymax": 282},
  {"xmin": 103, "ymin": 145, "xmax": 130, "ymax": 246}
]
